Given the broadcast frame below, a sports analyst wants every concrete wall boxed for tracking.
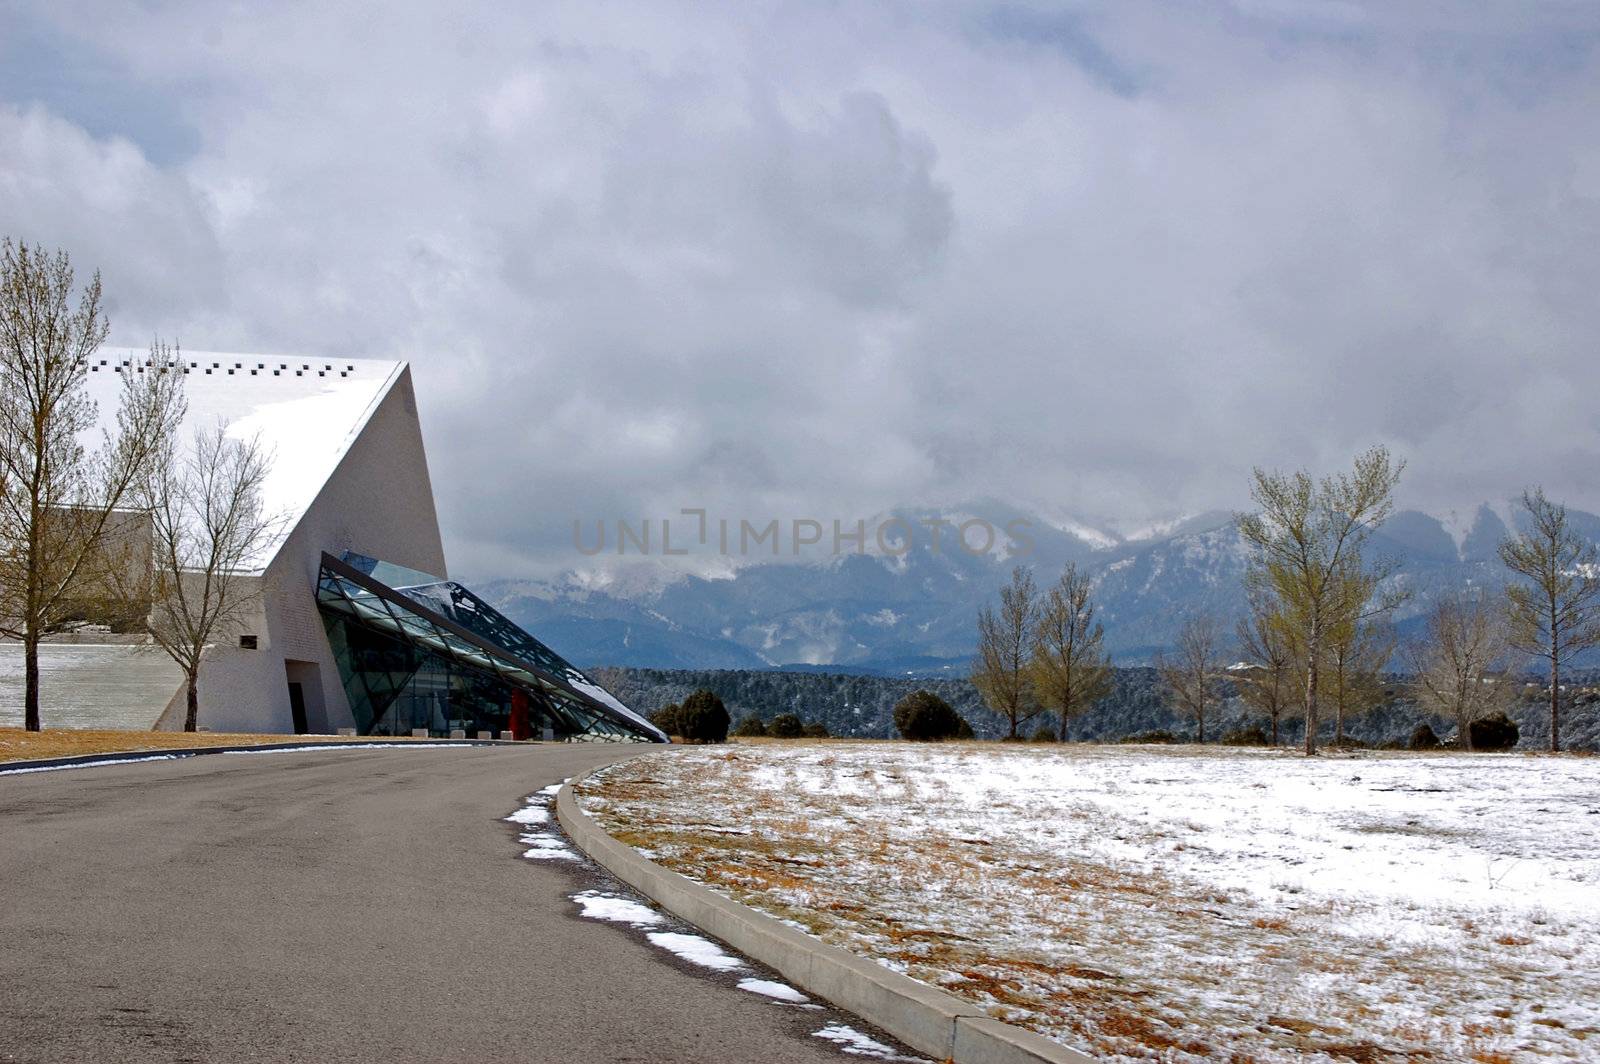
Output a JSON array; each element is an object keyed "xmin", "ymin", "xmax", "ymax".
[{"xmin": 175, "ymin": 365, "xmax": 447, "ymax": 733}]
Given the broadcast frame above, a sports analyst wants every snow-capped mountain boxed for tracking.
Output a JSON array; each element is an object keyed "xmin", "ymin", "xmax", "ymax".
[{"xmin": 483, "ymin": 500, "xmax": 1600, "ymax": 672}]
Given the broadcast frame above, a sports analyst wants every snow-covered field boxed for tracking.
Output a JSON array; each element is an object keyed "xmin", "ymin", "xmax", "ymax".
[{"xmin": 578, "ymin": 743, "xmax": 1600, "ymax": 1063}]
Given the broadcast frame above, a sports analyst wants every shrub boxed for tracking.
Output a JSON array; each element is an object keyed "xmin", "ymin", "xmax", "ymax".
[
  {"xmin": 649, "ymin": 703, "xmax": 682, "ymax": 737},
  {"xmin": 893, "ymin": 690, "xmax": 966, "ymax": 741},
  {"xmin": 768, "ymin": 713, "xmax": 804, "ymax": 739},
  {"xmin": 955, "ymin": 715, "xmax": 975, "ymax": 740},
  {"xmin": 677, "ymin": 689, "xmax": 730, "ymax": 744},
  {"xmin": 1220, "ymin": 725, "xmax": 1269, "ymax": 747},
  {"xmin": 802, "ymin": 721, "xmax": 830, "ymax": 739},
  {"xmin": 1409, "ymin": 722, "xmax": 1440, "ymax": 750},
  {"xmin": 1119, "ymin": 729, "xmax": 1179, "ymax": 744},
  {"xmin": 731, "ymin": 715, "xmax": 769, "ymax": 738},
  {"xmin": 1469, "ymin": 712, "xmax": 1520, "ymax": 752},
  {"xmin": 1029, "ymin": 724, "xmax": 1057, "ymax": 743}
]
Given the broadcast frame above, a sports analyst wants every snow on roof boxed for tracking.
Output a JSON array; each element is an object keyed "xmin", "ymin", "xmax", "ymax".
[{"xmin": 82, "ymin": 348, "xmax": 405, "ymax": 570}]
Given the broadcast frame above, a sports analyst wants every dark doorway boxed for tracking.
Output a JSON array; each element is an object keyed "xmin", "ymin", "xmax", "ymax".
[
  {"xmin": 287, "ymin": 682, "xmax": 310, "ymax": 734},
  {"xmin": 283, "ymin": 660, "xmax": 328, "ymax": 733}
]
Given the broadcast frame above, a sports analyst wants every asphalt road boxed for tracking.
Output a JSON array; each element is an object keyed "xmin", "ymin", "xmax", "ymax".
[{"xmin": 0, "ymin": 744, "xmax": 906, "ymax": 1063}]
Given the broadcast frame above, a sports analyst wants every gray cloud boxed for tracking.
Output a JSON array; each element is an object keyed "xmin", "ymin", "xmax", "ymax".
[{"xmin": 2, "ymin": 1, "xmax": 1598, "ymax": 580}]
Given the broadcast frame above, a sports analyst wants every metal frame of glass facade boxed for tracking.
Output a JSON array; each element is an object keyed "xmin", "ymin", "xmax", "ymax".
[{"xmin": 315, "ymin": 552, "xmax": 664, "ymax": 741}]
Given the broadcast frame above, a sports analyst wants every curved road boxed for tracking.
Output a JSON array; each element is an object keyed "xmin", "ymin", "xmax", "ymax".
[{"xmin": 0, "ymin": 745, "xmax": 904, "ymax": 1063}]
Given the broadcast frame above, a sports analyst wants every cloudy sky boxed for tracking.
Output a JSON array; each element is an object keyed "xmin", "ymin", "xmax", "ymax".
[{"xmin": 3, "ymin": 1, "xmax": 1598, "ymax": 579}]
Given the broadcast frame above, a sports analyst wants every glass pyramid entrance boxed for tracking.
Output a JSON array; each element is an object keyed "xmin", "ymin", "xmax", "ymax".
[{"xmin": 316, "ymin": 551, "xmax": 666, "ymax": 742}]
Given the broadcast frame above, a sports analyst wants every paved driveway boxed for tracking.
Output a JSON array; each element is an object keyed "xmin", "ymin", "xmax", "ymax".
[{"xmin": 0, "ymin": 744, "xmax": 901, "ymax": 1063}]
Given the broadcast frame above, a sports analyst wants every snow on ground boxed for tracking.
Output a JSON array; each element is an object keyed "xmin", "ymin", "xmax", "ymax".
[
  {"xmin": 646, "ymin": 931, "xmax": 747, "ymax": 971},
  {"xmin": 579, "ymin": 743, "xmax": 1600, "ymax": 1063},
  {"xmin": 505, "ymin": 788, "xmax": 581, "ymax": 860},
  {"xmin": 571, "ymin": 890, "xmax": 666, "ymax": 928},
  {"xmin": 739, "ymin": 977, "xmax": 814, "ymax": 1004},
  {"xmin": 812, "ymin": 1022, "xmax": 926, "ymax": 1061}
]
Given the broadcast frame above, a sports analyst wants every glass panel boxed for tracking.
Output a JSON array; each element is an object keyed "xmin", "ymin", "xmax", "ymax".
[{"xmin": 316, "ymin": 554, "xmax": 663, "ymax": 742}]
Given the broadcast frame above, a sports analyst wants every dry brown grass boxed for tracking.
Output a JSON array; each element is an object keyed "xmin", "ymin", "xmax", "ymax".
[
  {"xmin": 0, "ymin": 727, "xmax": 412, "ymax": 764},
  {"xmin": 578, "ymin": 742, "xmax": 1590, "ymax": 1064}
]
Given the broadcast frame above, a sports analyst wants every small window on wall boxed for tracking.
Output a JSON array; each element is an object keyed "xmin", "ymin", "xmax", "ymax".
[{"xmin": 239, "ymin": 635, "xmax": 259, "ymax": 650}]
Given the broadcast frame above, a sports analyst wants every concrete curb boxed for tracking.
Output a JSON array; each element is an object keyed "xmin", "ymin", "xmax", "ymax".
[
  {"xmin": 557, "ymin": 769, "xmax": 1096, "ymax": 1064},
  {"xmin": 0, "ymin": 738, "xmax": 526, "ymax": 775}
]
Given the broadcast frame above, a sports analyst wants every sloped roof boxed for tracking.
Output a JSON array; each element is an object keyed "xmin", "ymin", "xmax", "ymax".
[{"xmin": 83, "ymin": 348, "xmax": 406, "ymax": 571}]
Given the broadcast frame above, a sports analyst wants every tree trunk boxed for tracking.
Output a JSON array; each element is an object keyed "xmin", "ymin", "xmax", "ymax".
[
  {"xmin": 1549, "ymin": 652, "xmax": 1560, "ymax": 753},
  {"xmin": 1270, "ymin": 711, "xmax": 1279, "ymax": 746},
  {"xmin": 1334, "ymin": 669, "xmax": 1345, "ymax": 747},
  {"xmin": 184, "ymin": 673, "xmax": 200, "ymax": 732},
  {"xmin": 1196, "ymin": 701, "xmax": 1205, "ymax": 744},
  {"xmin": 1304, "ymin": 638, "xmax": 1320, "ymax": 757},
  {"xmin": 23, "ymin": 626, "xmax": 41, "ymax": 732}
]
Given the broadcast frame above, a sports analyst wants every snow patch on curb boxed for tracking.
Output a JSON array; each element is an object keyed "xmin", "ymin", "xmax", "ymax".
[
  {"xmin": 738, "ymin": 977, "xmax": 812, "ymax": 1004},
  {"xmin": 645, "ymin": 931, "xmax": 746, "ymax": 972},
  {"xmin": 570, "ymin": 890, "xmax": 666, "ymax": 928},
  {"xmin": 812, "ymin": 1023, "xmax": 926, "ymax": 1061}
]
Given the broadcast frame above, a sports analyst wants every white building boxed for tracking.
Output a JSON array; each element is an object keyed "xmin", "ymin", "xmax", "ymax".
[{"xmin": 0, "ymin": 349, "xmax": 663, "ymax": 742}]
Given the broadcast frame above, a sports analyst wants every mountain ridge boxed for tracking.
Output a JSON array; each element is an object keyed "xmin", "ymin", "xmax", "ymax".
[{"xmin": 485, "ymin": 500, "xmax": 1599, "ymax": 672}]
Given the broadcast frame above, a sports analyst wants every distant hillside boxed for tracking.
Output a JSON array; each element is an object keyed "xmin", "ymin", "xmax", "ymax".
[
  {"xmin": 489, "ymin": 499, "xmax": 1600, "ymax": 672},
  {"xmin": 586, "ymin": 666, "xmax": 1600, "ymax": 751}
]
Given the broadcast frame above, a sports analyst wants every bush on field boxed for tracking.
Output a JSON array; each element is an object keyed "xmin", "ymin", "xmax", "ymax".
[
  {"xmin": 893, "ymin": 690, "xmax": 967, "ymax": 741},
  {"xmin": 1029, "ymin": 724, "xmax": 1056, "ymax": 743},
  {"xmin": 1119, "ymin": 729, "xmax": 1179, "ymax": 744},
  {"xmin": 802, "ymin": 721, "xmax": 831, "ymax": 739},
  {"xmin": 1409, "ymin": 722, "xmax": 1440, "ymax": 750},
  {"xmin": 649, "ymin": 703, "xmax": 682, "ymax": 737},
  {"xmin": 1469, "ymin": 712, "xmax": 1520, "ymax": 752},
  {"xmin": 768, "ymin": 713, "xmax": 804, "ymax": 739},
  {"xmin": 732, "ymin": 715, "xmax": 769, "ymax": 738},
  {"xmin": 677, "ymin": 689, "xmax": 730, "ymax": 744},
  {"xmin": 1220, "ymin": 725, "xmax": 1269, "ymax": 747}
]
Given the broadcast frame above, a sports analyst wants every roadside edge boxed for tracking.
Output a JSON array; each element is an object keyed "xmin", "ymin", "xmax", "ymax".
[
  {"xmin": 0, "ymin": 738, "xmax": 522, "ymax": 775},
  {"xmin": 556, "ymin": 767, "xmax": 1096, "ymax": 1064}
]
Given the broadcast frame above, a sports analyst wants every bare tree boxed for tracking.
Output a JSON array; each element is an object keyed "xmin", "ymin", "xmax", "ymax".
[
  {"xmin": 0, "ymin": 241, "xmax": 184, "ymax": 730},
  {"xmin": 1156, "ymin": 613, "xmax": 1224, "ymax": 743},
  {"xmin": 1321, "ymin": 571, "xmax": 1397, "ymax": 746},
  {"xmin": 1238, "ymin": 446, "xmax": 1403, "ymax": 755},
  {"xmin": 1407, "ymin": 591, "xmax": 1513, "ymax": 752},
  {"xmin": 1029, "ymin": 563, "xmax": 1113, "ymax": 741},
  {"xmin": 1499, "ymin": 487, "xmax": 1600, "ymax": 752},
  {"xmin": 973, "ymin": 566, "xmax": 1042, "ymax": 739},
  {"xmin": 1235, "ymin": 595, "xmax": 1294, "ymax": 745},
  {"xmin": 136, "ymin": 422, "xmax": 277, "ymax": 731}
]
